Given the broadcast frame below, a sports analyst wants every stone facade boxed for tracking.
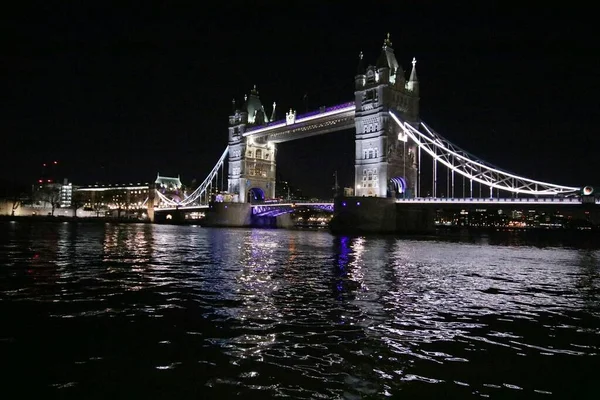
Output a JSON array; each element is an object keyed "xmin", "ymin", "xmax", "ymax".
[
  {"xmin": 228, "ymin": 87, "xmax": 277, "ymax": 203},
  {"xmin": 354, "ymin": 34, "xmax": 420, "ymax": 198}
]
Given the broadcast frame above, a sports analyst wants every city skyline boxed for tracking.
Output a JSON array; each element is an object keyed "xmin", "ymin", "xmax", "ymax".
[{"xmin": 4, "ymin": 2, "xmax": 599, "ymax": 198}]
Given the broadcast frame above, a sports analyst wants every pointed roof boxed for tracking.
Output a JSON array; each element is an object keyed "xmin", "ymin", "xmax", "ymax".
[
  {"xmin": 270, "ymin": 101, "xmax": 277, "ymax": 122},
  {"xmin": 407, "ymin": 57, "xmax": 419, "ymax": 94},
  {"xmin": 376, "ymin": 33, "xmax": 399, "ymax": 71},
  {"xmin": 155, "ymin": 174, "xmax": 182, "ymax": 188},
  {"xmin": 242, "ymin": 85, "xmax": 268, "ymax": 124},
  {"xmin": 409, "ymin": 57, "xmax": 418, "ymax": 82}
]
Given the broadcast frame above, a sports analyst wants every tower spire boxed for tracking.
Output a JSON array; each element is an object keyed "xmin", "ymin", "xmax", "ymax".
[
  {"xmin": 271, "ymin": 101, "xmax": 277, "ymax": 121},
  {"xmin": 383, "ymin": 32, "xmax": 393, "ymax": 48},
  {"xmin": 377, "ymin": 32, "xmax": 399, "ymax": 71},
  {"xmin": 408, "ymin": 57, "xmax": 419, "ymax": 94},
  {"xmin": 356, "ymin": 51, "xmax": 366, "ymax": 75}
]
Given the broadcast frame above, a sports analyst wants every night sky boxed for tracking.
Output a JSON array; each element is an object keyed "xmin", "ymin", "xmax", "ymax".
[{"xmin": 4, "ymin": 2, "xmax": 599, "ymax": 198}]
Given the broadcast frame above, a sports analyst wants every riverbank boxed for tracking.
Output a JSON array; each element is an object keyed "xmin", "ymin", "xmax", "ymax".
[{"xmin": 0, "ymin": 215, "xmax": 150, "ymax": 224}]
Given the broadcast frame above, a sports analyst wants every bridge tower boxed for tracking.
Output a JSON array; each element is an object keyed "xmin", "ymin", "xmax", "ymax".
[
  {"xmin": 227, "ymin": 86, "xmax": 277, "ymax": 203},
  {"xmin": 354, "ymin": 34, "xmax": 420, "ymax": 198}
]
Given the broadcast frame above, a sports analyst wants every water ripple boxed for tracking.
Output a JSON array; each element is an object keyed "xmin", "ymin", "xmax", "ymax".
[{"xmin": 0, "ymin": 222, "xmax": 599, "ymax": 397}]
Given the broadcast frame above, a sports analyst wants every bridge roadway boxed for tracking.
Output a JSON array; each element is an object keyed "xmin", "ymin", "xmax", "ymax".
[
  {"xmin": 155, "ymin": 196, "xmax": 598, "ymax": 213},
  {"xmin": 393, "ymin": 197, "xmax": 599, "ymax": 205},
  {"xmin": 155, "ymin": 201, "xmax": 334, "ymax": 214}
]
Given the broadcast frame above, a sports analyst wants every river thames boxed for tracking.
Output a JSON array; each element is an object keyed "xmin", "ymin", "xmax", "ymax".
[{"xmin": 0, "ymin": 221, "xmax": 598, "ymax": 398}]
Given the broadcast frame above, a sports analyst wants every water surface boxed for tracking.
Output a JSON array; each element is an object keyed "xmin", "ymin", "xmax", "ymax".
[{"xmin": 1, "ymin": 222, "xmax": 598, "ymax": 398}]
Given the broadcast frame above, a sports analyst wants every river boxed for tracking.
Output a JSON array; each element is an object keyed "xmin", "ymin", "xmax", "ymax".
[{"xmin": 1, "ymin": 221, "xmax": 598, "ymax": 398}]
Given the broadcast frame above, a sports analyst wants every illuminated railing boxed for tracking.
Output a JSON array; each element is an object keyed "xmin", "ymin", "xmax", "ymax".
[
  {"xmin": 155, "ymin": 205, "xmax": 210, "ymax": 212},
  {"xmin": 395, "ymin": 197, "xmax": 583, "ymax": 205},
  {"xmin": 243, "ymin": 102, "xmax": 355, "ymax": 136},
  {"xmin": 252, "ymin": 202, "xmax": 334, "ymax": 216}
]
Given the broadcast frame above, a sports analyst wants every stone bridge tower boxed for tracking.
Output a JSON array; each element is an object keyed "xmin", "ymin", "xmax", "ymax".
[
  {"xmin": 354, "ymin": 34, "xmax": 420, "ymax": 198},
  {"xmin": 227, "ymin": 86, "xmax": 277, "ymax": 202}
]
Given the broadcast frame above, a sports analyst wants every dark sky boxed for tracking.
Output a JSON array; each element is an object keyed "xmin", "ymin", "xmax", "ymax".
[{"xmin": 3, "ymin": 1, "xmax": 599, "ymax": 198}]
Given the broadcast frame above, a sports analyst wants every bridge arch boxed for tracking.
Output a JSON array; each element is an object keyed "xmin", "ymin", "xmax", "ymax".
[
  {"xmin": 247, "ymin": 187, "xmax": 265, "ymax": 203},
  {"xmin": 388, "ymin": 176, "xmax": 408, "ymax": 199}
]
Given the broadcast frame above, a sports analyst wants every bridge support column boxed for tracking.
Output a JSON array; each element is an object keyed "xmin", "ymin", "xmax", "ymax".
[
  {"xmin": 331, "ymin": 196, "xmax": 398, "ymax": 234},
  {"xmin": 330, "ymin": 196, "xmax": 435, "ymax": 234},
  {"xmin": 250, "ymin": 212, "xmax": 294, "ymax": 229},
  {"xmin": 147, "ymin": 186, "xmax": 156, "ymax": 222},
  {"xmin": 204, "ymin": 202, "xmax": 252, "ymax": 227}
]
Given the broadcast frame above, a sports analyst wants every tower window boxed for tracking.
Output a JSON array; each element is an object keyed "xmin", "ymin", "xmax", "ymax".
[{"xmin": 256, "ymin": 149, "xmax": 262, "ymax": 159}]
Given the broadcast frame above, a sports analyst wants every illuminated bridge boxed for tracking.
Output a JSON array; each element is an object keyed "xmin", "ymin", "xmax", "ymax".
[
  {"xmin": 156, "ymin": 201, "xmax": 333, "ymax": 217},
  {"xmin": 153, "ymin": 34, "xmax": 597, "ymax": 229}
]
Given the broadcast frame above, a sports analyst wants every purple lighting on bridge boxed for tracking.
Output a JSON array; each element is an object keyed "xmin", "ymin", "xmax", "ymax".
[
  {"xmin": 245, "ymin": 101, "xmax": 355, "ymax": 133},
  {"xmin": 252, "ymin": 203, "xmax": 333, "ymax": 217}
]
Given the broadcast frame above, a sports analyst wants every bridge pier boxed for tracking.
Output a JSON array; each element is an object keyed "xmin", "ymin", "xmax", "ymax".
[
  {"xmin": 330, "ymin": 196, "xmax": 435, "ymax": 235},
  {"xmin": 204, "ymin": 202, "xmax": 295, "ymax": 228},
  {"xmin": 204, "ymin": 202, "xmax": 252, "ymax": 227},
  {"xmin": 250, "ymin": 213, "xmax": 294, "ymax": 229}
]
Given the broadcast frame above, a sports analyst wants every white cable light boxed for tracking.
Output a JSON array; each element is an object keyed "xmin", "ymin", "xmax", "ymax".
[
  {"xmin": 181, "ymin": 146, "xmax": 230, "ymax": 206},
  {"xmin": 389, "ymin": 111, "xmax": 580, "ymax": 195}
]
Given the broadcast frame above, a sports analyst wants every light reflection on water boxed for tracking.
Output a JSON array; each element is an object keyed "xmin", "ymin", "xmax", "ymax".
[{"xmin": 0, "ymin": 222, "xmax": 599, "ymax": 398}]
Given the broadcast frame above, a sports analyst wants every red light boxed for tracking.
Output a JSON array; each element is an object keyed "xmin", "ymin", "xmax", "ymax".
[
  {"xmin": 42, "ymin": 163, "xmax": 46, "ymax": 167},
  {"xmin": 53, "ymin": 161, "xmax": 58, "ymax": 165},
  {"xmin": 38, "ymin": 179, "xmax": 42, "ymax": 183},
  {"xmin": 47, "ymin": 179, "xmax": 52, "ymax": 183}
]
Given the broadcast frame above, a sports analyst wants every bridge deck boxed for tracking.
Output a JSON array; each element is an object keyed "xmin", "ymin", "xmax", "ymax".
[
  {"xmin": 156, "ymin": 197, "xmax": 598, "ymax": 212},
  {"xmin": 394, "ymin": 198, "xmax": 596, "ymax": 205}
]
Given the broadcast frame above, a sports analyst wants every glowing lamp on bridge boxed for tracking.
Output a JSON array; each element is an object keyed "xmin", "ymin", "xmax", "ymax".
[{"xmin": 583, "ymin": 186, "xmax": 594, "ymax": 196}]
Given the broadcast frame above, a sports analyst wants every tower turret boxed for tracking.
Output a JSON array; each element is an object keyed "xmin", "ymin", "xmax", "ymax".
[
  {"xmin": 243, "ymin": 85, "xmax": 270, "ymax": 125},
  {"xmin": 407, "ymin": 57, "xmax": 419, "ymax": 95},
  {"xmin": 355, "ymin": 51, "xmax": 366, "ymax": 89},
  {"xmin": 375, "ymin": 33, "xmax": 399, "ymax": 84},
  {"xmin": 271, "ymin": 101, "xmax": 277, "ymax": 122}
]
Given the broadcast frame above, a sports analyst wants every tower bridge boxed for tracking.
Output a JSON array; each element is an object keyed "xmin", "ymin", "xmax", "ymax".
[{"xmin": 153, "ymin": 34, "xmax": 597, "ymax": 232}]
